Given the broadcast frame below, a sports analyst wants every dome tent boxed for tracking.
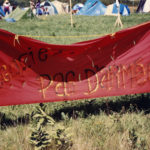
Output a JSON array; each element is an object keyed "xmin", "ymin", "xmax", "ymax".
[
  {"xmin": 5, "ymin": 7, "xmax": 34, "ymax": 21},
  {"xmin": 76, "ymin": 0, "xmax": 106, "ymax": 16},
  {"xmin": 105, "ymin": 3, "xmax": 130, "ymax": 16},
  {"xmin": 0, "ymin": 6, "xmax": 5, "ymax": 17},
  {"xmin": 40, "ymin": 0, "xmax": 58, "ymax": 15},
  {"xmin": 72, "ymin": 3, "xmax": 84, "ymax": 11},
  {"xmin": 51, "ymin": 0, "xmax": 69, "ymax": 14},
  {"xmin": 136, "ymin": 0, "xmax": 150, "ymax": 13}
]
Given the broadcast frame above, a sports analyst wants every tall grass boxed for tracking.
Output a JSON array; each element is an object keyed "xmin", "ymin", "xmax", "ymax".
[
  {"xmin": 0, "ymin": 112, "xmax": 150, "ymax": 150},
  {"xmin": 71, "ymin": 112, "xmax": 150, "ymax": 150},
  {"xmin": 0, "ymin": 125, "xmax": 32, "ymax": 150}
]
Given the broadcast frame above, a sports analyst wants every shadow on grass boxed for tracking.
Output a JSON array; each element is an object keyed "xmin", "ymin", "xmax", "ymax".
[
  {"xmin": 0, "ymin": 93, "xmax": 150, "ymax": 129},
  {"xmin": 52, "ymin": 93, "xmax": 150, "ymax": 121},
  {"xmin": 0, "ymin": 113, "xmax": 30, "ymax": 130}
]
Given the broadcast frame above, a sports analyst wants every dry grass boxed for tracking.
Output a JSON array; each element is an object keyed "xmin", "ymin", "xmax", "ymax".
[
  {"xmin": 70, "ymin": 112, "xmax": 150, "ymax": 150},
  {"xmin": 0, "ymin": 112, "xmax": 150, "ymax": 150},
  {"xmin": 0, "ymin": 125, "xmax": 32, "ymax": 150}
]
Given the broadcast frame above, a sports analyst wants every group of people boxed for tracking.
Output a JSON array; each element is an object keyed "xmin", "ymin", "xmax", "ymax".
[
  {"xmin": 30, "ymin": 0, "xmax": 50, "ymax": 16},
  {"xmin": 3, "ymin": 0, "xmax": 51, "ymax": 16},
  {"xmin": 1, "ymin": 0, "xmax": 53, "ymax": 19}
]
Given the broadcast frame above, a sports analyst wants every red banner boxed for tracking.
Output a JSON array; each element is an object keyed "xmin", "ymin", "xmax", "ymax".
[{"xmin": 1, "ymin": 22, "xmax": 150, "ymax": 106}]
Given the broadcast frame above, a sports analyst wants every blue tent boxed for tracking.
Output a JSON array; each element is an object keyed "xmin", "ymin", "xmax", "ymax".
[
  {"xmin": 5, "ymin": 18, "xmax": 16, "ymax": 22},
  {"xmin": 112, "ymin": 3, "xmax": 130, "ymax": 16},
  {"xmin": 106, "ymin": 3, "xmax": 130, "ymax": 16},
  {"xmin": 0, "ymin": 6, "xmax": 5, "ymax": 17},
  {"xmin": 76, "ymin": 0, "xmax": 106, "ymax": 16},
  {"xmin": 73, "ymin": 3, "xmax": 84, "ymax": 11}
]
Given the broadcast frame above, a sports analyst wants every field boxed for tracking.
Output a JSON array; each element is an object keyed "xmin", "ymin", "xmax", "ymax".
[
  {"xmin": 1, "ymin": 13, "xmax": 150, "ymax": 150},
  {"xmin": 1, "ymin": 13, "xmax": 150, "ymax": 44}
]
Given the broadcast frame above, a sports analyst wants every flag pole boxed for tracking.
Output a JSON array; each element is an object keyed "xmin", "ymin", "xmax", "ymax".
[
  {"xmin": 69, "ymin": 0, "xmax": 73, "ymax": 27},
  {"xmin": 114, "ymin": 0, "xmax": 123, "ymax": 28}
]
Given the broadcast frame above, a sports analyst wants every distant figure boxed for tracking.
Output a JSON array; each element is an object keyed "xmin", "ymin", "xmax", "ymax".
[
  {"xmin": 43, "ymin": 0, "xmax": 51, "ymax": 16},
  {"xmin": 12, "ymin": 5, "xmax": 17, "ymax": 11},
  {"xmin": 30, "ymin": 0, "xmax": 35, "ymax": 10},
  {"xmin": 36, "ymin": 0, "xmax": 42, "ymax": 16},
  {"xmin": 3, "ymin": 0, "xmax": 10, "ymax": 15},
  {"xmin": 0, "ymin": 15, "xmax": 2, "ymax": 20},
  {"xmin": 44, "ymin": 7, "xmax": 49, "ymax": 16}
]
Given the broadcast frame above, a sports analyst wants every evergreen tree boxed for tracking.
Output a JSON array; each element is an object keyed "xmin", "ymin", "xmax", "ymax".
[{"xmin": 30, "ymin": 103, "xmax": 72, "ymax": 150}]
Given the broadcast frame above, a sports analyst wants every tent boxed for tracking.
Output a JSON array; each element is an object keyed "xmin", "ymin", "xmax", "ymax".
[
  {"xmin": 73, "ymin": 3, "xmax": 84, "ymax": 11},
  {"xmin": 40, "ymin": 0, "xmax": 58, "ymax": 15},
  {"xmin": 76, "ymin": 0, "xmax": 106, "ymax": 16},
  {"xmin": 5, "ymin": 18, "xmax": 16, "ymax": 22},
  {"xmin": 105, "ymin": 3, "xmax": 130, "ymax": 16},
  {"xmin": 51, "ymin": 0, "xmax": 69, "ymax": 14},
  {"xmin": 5, "ymin": 7, "xmax": 34, "ymax": 21},
  {"xmin": 0, "ymin": 6, "xmax": 5, "ymax": 17},
  {"xmin": 1, "ymin": 5, "xmax": 13, "ymax": 15},
  {"xmin": 136, "ymin": 0, "xmax": 150, "ymax": 13}
]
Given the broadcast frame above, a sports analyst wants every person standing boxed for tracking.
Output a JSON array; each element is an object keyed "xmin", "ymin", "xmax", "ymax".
[
  {"xmin": 3, "ymin": 0, "xmax": 10, "ymax": 15},
  {"xmin": 30, "ymin": 0, "xmax": 35, "ymax": 11},
  {"xmin": 36, "ymin": 0, "xmax": 41, "ymax": 16}
]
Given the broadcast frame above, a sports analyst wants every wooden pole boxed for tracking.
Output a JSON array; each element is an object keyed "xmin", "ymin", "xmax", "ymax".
[
  {"xmin": 114, "ymin": 0, "xmax": 123, "ymax": 28},
  {"xmin": 114, "ymin": 13, "xmax": 123, "ymax": 28},
  {"xmin": 133, "ymin": 0, "xmax": 135, "ymax": 13},
  {"xmin": 69, "ymin": 0, "xmax": 73, "ymax": 27}
]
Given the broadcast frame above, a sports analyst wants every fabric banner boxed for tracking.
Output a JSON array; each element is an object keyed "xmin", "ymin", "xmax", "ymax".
[{"xmin": 1, "ymin": 22, "xmax": 150, "ymax": 106}]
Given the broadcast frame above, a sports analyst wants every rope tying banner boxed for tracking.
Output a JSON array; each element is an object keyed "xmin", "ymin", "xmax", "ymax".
[
  {"xmin": 0, "ymin": 22, "xmax": 150, "ymax": 106},
  {"xmin": 21, "ymin": 34, "xmax": 107, "ymax": 39}
]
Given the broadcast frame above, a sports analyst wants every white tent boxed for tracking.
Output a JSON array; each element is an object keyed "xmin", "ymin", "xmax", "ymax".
[
  {"xmin": 137, "ymin": 0, "xmax": 150, "ymax": 13},
  {"xmin": 143, "ymin": 0, "xmax": 150, "ymax": 12},
  {"xmin": 105, "ymin": 3, "xmax": 130, "ymax": 16},
  {"xmin": 40, "ymin": 0, "xmax": 58, "ymax": 15},
  {"xmin": 51, "ymin": 0, "xmax": 69, "ymax": 14}
]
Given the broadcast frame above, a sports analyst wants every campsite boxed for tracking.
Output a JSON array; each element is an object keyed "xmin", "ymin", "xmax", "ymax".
[{"xmin": 0, "ymin": 0, "xmax": 150, "ymax": 150}]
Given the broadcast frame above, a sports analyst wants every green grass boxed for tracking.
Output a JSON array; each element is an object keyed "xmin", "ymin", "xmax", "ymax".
[
  {"xmin": 0, "ymin": 13, "xmax": 150, "ymax": 44},
  {"xmin": 1, "ymin": 13, "xmax": 150, "ymax": 150}
]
